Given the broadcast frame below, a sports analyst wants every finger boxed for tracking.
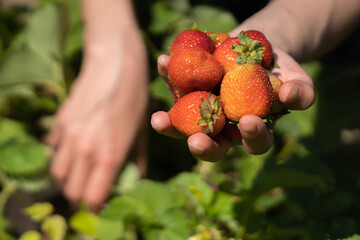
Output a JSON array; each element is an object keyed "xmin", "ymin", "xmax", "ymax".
[
  {"xmin": 272, "ymin": 47, "xmax": 313, "ymax": 86},
  {"xmin": 278, "ymin": 80, "xmax": 315, "ymax": 110},
  {"xmin": 187, "ymin": 133, "xmax": 232, "ymax": 162},
  {"xmin": 157, "ymin": 54, "xmax": 170, "ymax": 83},
  {"xmin": 50, "ymin": 139, "xmax": 74, "ymax": 186},
  {"xmin": 45, "ymin": 101, "xmax": 69, "ymax": 147},
  {"xmin": 271, "ymin": 47, "xmax": 315, "ymax": 110},
  {"xmin": 45, "ymin": 128, "xmax": 61, "ymax": 148},
  {"xmin": 239, "ymin": 115, "xmax": 273, "ymax": 155},
  {"xmin": 151, "ymin": 111, "xmax": 184, "ymax": 139},
  {"xmin": 83, "ymin": 155, "xmax": 119, "ymax": 211},
  {"xmin": 63, "ymin": 150, "xmax": 92, "ymax": 207}
]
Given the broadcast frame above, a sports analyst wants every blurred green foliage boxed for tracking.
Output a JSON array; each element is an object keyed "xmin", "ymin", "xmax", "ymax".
[{"xmin": 0, "ymin": 0, "xmax": 359, "ymax": 239}]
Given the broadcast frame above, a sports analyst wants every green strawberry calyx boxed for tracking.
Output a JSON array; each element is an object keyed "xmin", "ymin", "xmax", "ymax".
[
  {"xmin": 198, "ymin": 95, "xmax": 222, "ymax": 134},
  {"xmin": 232, "ymin": 31, "xmax": 265, "ymax": 64}
]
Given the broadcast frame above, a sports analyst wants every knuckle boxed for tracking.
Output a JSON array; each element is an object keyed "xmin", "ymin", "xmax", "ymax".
[
  {"xmin": 100, "ymin": 152, "xmax": 118, "ymax": 169},
  {"xmin": 78, "ymin": 140, "xmax": 95, "ymax": 159},
  {"xmin": 64, "ymin": 187, "xmax": 81, "ymax": 203}
]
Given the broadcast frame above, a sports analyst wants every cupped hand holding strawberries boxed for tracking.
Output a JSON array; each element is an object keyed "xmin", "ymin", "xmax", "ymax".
[{"xmin": 151, "ymin": 26, "xmax": 315, "ymax": 161}]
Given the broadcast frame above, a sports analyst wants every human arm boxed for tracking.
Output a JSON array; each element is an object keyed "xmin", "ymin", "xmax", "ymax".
[
  {"xmin": 47, "ymin": 0, "xmax": 148, "ymax": 210},
  {"xmin": 151, "ymin": 0, "xmax": 360, "ymax": 160},
  {"xmin": 231, "ymin": 0, "xmax": 360, "ymax": 61}
]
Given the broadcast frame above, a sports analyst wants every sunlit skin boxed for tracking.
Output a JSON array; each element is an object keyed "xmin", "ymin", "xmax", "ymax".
[
  {"xmin": 152, "ymin": 0, "xmax": 360, "ymax": 161},
  {"xmin": 46, "ymin": 0, "xmax": 148, "ymax": 211}
]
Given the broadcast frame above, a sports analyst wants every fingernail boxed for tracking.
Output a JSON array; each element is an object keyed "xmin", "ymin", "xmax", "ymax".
[
  {"xmin": 150, "ymin": 118, "xmax": 161, "ymax": 132},
  {"xmin": 241, "ymin": 121, "xmax": 258, "ymax": 135},
  {"xmin": 188, "ymin": 143, "xmax": 205, "ymax": 155}
]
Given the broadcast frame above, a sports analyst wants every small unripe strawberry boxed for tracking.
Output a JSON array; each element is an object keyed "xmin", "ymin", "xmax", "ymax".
[
  {"xmin": 206, "ymin": 32, "xmax": 230, "ymax": 48},
  {"xmin": 268, "ymin": 72, "xmax": 287, "ymax": 115},
  {"xmin": 169, "ymin": 91, "xmax": 225, "ymax": 137},
  {"xmin": 169, "ymin": 29, "xmax": 214, "ymax": 56},
  {"xmin": 220, "ymin": 64, "xmax": 274, "ymax": 121},
  {"xmin": 168, "ymin": 47, "xmax": 224, "ymax": 95}
]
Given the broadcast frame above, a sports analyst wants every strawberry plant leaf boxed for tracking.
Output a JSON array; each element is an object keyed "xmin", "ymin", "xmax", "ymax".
[
  {"xmin": 150, "ymin": 76, "xmax": 174, "ymax": 108},
  {"xmin": 252, "ymin": 169, "xmax": 326, "ymax": 197},
  {"xmin": 238, "ymin": 154, "xmax": 267, "ymax": 190},
  {"xmin": 41, "ymin": 215, "xmax": 67, "ymax": 240},
  {"xmin": 343, "ymin": 235, "xmax": 360, "ymax": 240},
  {"xmin": 95, "ymin": 218, "xmax": 124, "ymax": 240},
  {"xmin": 114, "ymin": 163, "xmax": 140, "ymax": 194},
  {"xmin": 169, "ymin": 172, "xmax": 214, "ymax": 208},
  {"xmin": 144, "ymin": 208, "xmax": 190, "ymax": 239},
  {"xmin": 0, "ymin": 142, "xmax": 49, "ymax": 176},
  {"xmin": 99, "ymin": 195, "xmax": 153, "ymax": 221},
  {"xmin": 191, "ymin": 5, "xmax": 238, "ymax": 33},
  {"xmin": 0, "ymin": 3, "xmax": 66, "ymax": 101},
  {"xmin": 125, "ymin": 180, "xmax": 181, "ymax": 218},
  {"xmin": 0, "ymin": 118, "xmax": 49, "ymax": 177},
  {"xmin": 18, "ymin": 231, "xmax": 42, "ymax": 240},
  {"xmin": 69, "ymin": 211, "xmax": 99, "ymax": 237},
  {"xmin": 148, "ymin": 1, "xmax": 178, "ymax": 34},
  {"xmin": 23, "ymin": 202, "xmax": 54, "ymax": 222}
]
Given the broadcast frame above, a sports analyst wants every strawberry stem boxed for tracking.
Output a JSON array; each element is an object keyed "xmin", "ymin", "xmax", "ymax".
[
  {"xmin": 198, "ymin": 95, "xmax": 222, "ymax": 134},
  {"xmin": 232, "ymin": 31, "xmax": 265, "ymax": 64}
]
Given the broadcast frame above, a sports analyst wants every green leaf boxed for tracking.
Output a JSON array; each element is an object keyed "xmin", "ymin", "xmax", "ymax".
[
  {"xmin": 169, "ymin": 172, "xmax": 214, "ymax": 207},
  {"xmin": 144, "ymin": 229, "xmax": 186, "ymax": 240},
  {"xmin": 126, "ymin": 180, "xmax": 181, "ymax": 218},
  {"xmin": 342, "ymin": 235, "xmax": 360, "ymax": 240},
  {"xmin": 150, "ymin": 76, "xmax": 174, "ymax": 108},
  {"xmin": 238, "ymin": 154, "xmax": 266, "ymax": 190},
  {"xmin": 23, "ymin": 202, "xmax": 54, "ymax": 222},
  {"xmin": 114, "ymin": 163, "xmax": 141, "ymax": 194},
  {"xmin": 191, "ymin": 5, "xmax": 238, "ymax": 32},
  {"xmin": 275, "ymin": 102, "xmax": 317, "ymax": 139},
  {"xmin": 41, "ymin": 215, "xmax": 67, "ymax": 240},
  {"xmin": 0, "ymin": 3, "xmax": 66, "ymax": 100},
  {"xmin": 254, "ymin": 187, "xmax": 285, "ymax": 212},
  {"xmin": 62, "ymin": 0, "xmax": 83, "ymax": 59},
  {"xmin": 0, "ymin": 118, "xmax": 49, "ymax": 176},
  {"xmin": 157, "ymin": 208, "xmax": 190, "ymax": 237},
  {"xmin": 96, "ymin": 218, "xmax": 124, "ymax": 240},
  {"xmin": 19, "ymin": 231, "xmax": 42, "ymax": 240},
  {"xmin": 148, "ymin": 1, "xmax": 179, "ymax": 34},
  {"xmin": 69, "ymin": 211, "xmax": 99, "ymax": 237},
  {"xmin": 252, "ymin": 169, "xmax": 326, "ymax": 196},
  {"xmin": 0, "ymin": 142, "xmax": 49, "ymax": 176},
  {"xmin": 16, "ymin": 177, "xmax": 52, "ymax": 193},
  {"xmin": 0, "ymin": 118, "xmax": 32, "ymax": 145},
  {"xmin": 99, "ymin": 195, "xmax": 153, "ymax": 221},
  {"xmin": 207, "ymin": 191, "xmax": 235, "ymax": 218}
]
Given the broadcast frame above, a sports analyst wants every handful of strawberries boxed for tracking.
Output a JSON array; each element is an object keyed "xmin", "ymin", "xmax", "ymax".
[{"xmin": 165, "ymin": 25, "xmax": 287, "ymax": 142}]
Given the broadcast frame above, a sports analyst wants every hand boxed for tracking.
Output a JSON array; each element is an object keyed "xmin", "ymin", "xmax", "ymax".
[
  {"xmin": 151, "ymin": 46, "xmax": 315, "ymax": 161},
  {"xmin": 46, "ymin": 32, "xmax": 148, "ymax": 211}
]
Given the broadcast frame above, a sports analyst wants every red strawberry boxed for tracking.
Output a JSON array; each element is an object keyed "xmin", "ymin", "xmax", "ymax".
[
  {"xmin": 206, "ymin": 32, "xmax": 230, "ymax": 48},
  {"xmin": 221, "ymin": 120, "xmax": 242, "ymax": 143},
  {"xmin": 213, "ymin": 31, "xmax": 273, "ymax": 72},
  {"xmin": 220, "ymin": 63, "xmax": 274, "ymax": 121},
  {"xmin": 213, "ymin": 37, "xmax": 240, "ymax": 72},
  {"xmin": 243, "ymin": 30, "xmax": 273, "ymax": 69},
  {"xmin": 169, "ymin": 91, "xmax": 225, "ymax": 137},
  {"xmin": 168, "ymin": 47, "xmax": 224, "ymax": 95},
  {"xmin": 169, "ymin": 29, "xmax": 214, "ymax": 56}
]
